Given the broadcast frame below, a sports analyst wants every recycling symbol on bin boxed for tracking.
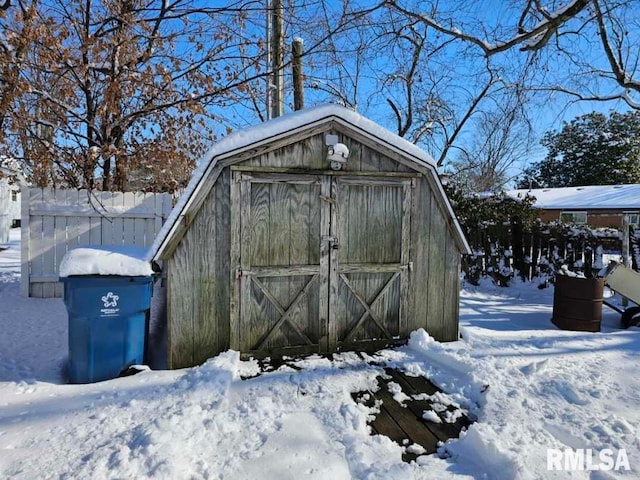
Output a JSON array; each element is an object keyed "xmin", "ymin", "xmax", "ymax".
[{"xmin": 101, "ymin": 292, "xmax": 119, "ymax": 308}]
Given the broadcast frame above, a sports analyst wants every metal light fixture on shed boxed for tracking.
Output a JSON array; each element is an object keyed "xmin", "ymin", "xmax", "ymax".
[{"xmin": 326, "ymin": 142, "xmax": 350, "ymax": 170}]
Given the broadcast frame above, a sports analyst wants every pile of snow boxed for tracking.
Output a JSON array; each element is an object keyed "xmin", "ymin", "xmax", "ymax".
[{"xmin": 59, "ymin": 245, "xmax": 153, "ymax": 277}]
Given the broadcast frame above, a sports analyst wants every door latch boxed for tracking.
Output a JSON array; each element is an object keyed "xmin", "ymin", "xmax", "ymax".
[
  {"xmin": 322, "ymin": 235, "xmax": 339, "ymax": 250},
  {"xmin": 320, "ymin": 195, "xmax": 336, "ymax": 204}
]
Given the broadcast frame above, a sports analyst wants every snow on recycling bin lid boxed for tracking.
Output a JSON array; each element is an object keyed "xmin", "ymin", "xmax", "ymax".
[{"xmin": 59, "ymin": 245, "xmax": 154, "ymax": 277}]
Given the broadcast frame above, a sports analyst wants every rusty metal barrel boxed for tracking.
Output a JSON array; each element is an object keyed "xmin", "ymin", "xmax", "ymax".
[{"xmin": 552, "ymin": 275, "xmax": 604, "ymax": 332}]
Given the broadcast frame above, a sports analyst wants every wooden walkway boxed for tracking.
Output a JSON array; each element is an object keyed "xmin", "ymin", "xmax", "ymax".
[
  {"xmin": 352, "ymin": 368, "xmax": 471, "ymax": 462},
  {"xmin": 243, "ymin": 356, "xmax": 472, "ymax": 463}
]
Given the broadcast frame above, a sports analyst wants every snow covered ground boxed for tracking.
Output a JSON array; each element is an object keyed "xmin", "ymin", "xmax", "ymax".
[{"xmin": 1, "ymin": 227, "xmax": 639, "ymax": 479}]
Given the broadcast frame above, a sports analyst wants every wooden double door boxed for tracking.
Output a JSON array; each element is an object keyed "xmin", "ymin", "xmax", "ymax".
[{"xmin": 231, "ymin": 169, "xmax": 413, "ymax": 356}]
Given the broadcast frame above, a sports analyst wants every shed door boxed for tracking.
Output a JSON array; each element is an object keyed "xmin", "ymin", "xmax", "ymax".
[
  {"xmin": 329, "ymin": 177, "xmax": 412, "ymax": 349},
  {"xmin": 231, "ymin": 171, "xmax": 412, "ymax": 355}
]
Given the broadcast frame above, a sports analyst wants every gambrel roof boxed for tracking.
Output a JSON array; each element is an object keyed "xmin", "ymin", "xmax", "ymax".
[{"xmin": 149, "ymin": 104, "xmax": 470, "ymax": 261}]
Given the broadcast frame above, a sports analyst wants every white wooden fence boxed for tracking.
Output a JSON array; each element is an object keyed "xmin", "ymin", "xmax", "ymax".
[
  {"xmin": 0, "ymin": 180, "xmax": 10, "ymax": 244},
  {"xmin": 21, "ymin": 188, "xmax": 174, "ymax": 298}
]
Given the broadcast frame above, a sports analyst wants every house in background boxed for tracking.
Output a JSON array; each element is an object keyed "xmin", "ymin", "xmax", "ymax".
[
  {"xmin": 8, "ymin": 183, "xmax": 20, "ymax": 227},
  {"xmin": 0, "ymin": 179, "xmax": 20, "ymax": 244},
  {"xmin": 506, "ymin": 184, "xmax": 640, "ymax": 228},
  {"xmin": 0, "ymin": 156, "xmax": 23, "ymax": 230}
]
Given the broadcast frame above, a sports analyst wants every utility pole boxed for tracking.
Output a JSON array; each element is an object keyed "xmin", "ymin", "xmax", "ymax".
[
  {"xmin": 292, "ymin": 37, "xmax": 304, "ymax": 111},
  {"xmin": 265, "ymin": 0, "xmax": 271, "ymax": 119},
  {"xmin": 270, "ymin": 0, "xmax": 284, "ymax": 118}
]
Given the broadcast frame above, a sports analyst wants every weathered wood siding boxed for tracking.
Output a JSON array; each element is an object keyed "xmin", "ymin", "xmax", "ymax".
[
  {"xmin": 167, "ymin": 128, "xmax": 461, "ymax": 367},
  {"xmin": 241, "ymin": 132, "xmax": 413, "ymax": 174},
  {"xmin": 168, "ymin": 170, "xmax": 230, "ymax": 368},
  {"xmin": 409, "ymin": 176, "xmax": 460, "ymax": 342},
  {"xmin": 332, "ymin": 177, "xmax": 409, "ymax": 347},
  {"xmin": 235, "ymin": 172, "xmax": 323, "ymax": 355}
]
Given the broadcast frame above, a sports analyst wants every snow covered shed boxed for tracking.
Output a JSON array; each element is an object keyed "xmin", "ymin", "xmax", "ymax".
[{"xmin": 149, "ymin": 105, "xmax": 470, "ymax": 368}]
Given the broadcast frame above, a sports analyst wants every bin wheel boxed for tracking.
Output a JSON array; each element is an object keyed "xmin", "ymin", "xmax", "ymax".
[{"xmin": 621, "ymin": 306, "xmax": 640, "ymax": 329}]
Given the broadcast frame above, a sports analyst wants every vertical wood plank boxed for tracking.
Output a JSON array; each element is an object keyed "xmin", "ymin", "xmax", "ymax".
[
  {"xmin": 65, "ymin": 189, "xmax": 80, "ymax": 252},
  {"xmin": 191, "ymin": 182, "xmax": 219, "ymax": 365},
  {"xmin": 319, "ymin": 176, "xmax": 331, "ymax": 352},
  {"xmin": 52, "ymin": 190, "xmax": 68, "ymax": 293},
  {"xmin": 328, "ymin": 177, "xmax": 340, "ymax": 349},
  {"xmin": 133, "ymin": 192, "xmax": 146, "ymax": 246},
  {"xmin": 288, "ymin": 182, "xmax": 309, "ymax": 342},
  {"xmin": 101, "ymin": 192, "xmax": 114, "ymax": 245},
  {"xmin": 112, "ymin": 191, "xmax": 125, "ymax": 245},
  {"xmin": 443, "ymin": 233, "xmax": 461, "ymax": 341},
  {"xmin": 213, "ymin": 169, "xmax": 231, "ymax": 354},
  {"xmin": 399, "ymin": 181, "xmax": 412, "ymax": 336},
  {"xmin": 229, "ymin": 171, "xmax": 242, "ymax": 351},
  {"xmin": 410, "ymin": 177, "xmax": 431, "ymax": 334},
  {"xmin": 77, "ymin": 191, "xmax": 92, "ymax": 247},
  {"xmin": 40, "ymin": 188, "xmax": 56, "ymax": 297},
  {"xmin": 155, "ymin": 192, "xmax": 164, "ymax": 234},
  {"xmin": 247, "ymin": 180, "xmax": 272, "ymax": 349},
  {"xmin": 261, "ymin": 181, "xmax": 291, "ymax": 350},
  {"xmin": 427, "ymin": 190, "xmax": 446, "ymax": 340},
  {"xmin": 241, "ymin": 177, "xmax": 256, "ymax": 350},
  {"xmin": 20, "ymin": 187, "xmax": 30, "ymax": 297},
  {"xmin": 122, "ymin": 191, "xmax": 136, "ymax": 246},
  {"xmin": 167, "ymin": 248, "xmax": 195, "ymax": 368},
  {"xmin": 29, "ymin": 189, "xmax": 44, "ymax": 297},
  {"xmin": 249, "ymin": 182, "xmax": 270, "ymax": 267},
  {"xmin": 89, "ymin": 199, "xmax": 102, "ymax": 246}
]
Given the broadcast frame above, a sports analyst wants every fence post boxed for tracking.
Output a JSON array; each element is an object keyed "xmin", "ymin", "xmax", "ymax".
[
  {"xmin": 155, "ymin": 193, "xmax": 164, "ymax": 234},
  {"xmin": 20, "ymin": 187, "xmax": 30, "ymax": 297}
]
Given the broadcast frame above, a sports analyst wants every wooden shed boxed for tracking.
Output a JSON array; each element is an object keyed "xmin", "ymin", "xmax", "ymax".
[{"xmin": 149, "ymin": 105, "xmax": 470, "ymax": 368}]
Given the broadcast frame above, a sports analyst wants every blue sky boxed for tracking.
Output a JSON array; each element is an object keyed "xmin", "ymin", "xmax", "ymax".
[{"xmin": 196, "ymin": 0, "xmax": 638, "ymax": 183}]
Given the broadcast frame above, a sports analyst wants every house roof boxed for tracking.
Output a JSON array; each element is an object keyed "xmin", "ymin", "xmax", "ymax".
[
  {"xmin": 148, "ymin": 104, "xmax": 470, "ymax": 261},
  {"xmin": 506, "ymin": 184, "xmax": 640, "ymax": 210}
]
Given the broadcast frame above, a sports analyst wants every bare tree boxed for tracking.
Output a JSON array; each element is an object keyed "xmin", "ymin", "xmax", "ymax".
[
  {"xmin": 295, "ymin": 2, "xmax": 534, "ymax": 167},
  {"xmin": 387, "ymin": 0, "xmax": 640, "ymax": 109},
  {"xmin": 450, "ymin": 95, "xmax": 534, "ymax": 192}
]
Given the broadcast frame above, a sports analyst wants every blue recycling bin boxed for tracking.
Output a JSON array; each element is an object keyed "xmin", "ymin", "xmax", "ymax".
[{"xmin": 61, "ymin": 275, "xmax": 153, "ymax": 383}]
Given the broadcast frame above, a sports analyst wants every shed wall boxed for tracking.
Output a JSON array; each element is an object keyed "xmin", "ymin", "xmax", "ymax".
[
  {"xmin": 167, "ymin": 131, "xmax": 461, "ymax": 368},
  {"xmin": 168, "ymin": 170, "xmax": 230, "ymax": 368}
]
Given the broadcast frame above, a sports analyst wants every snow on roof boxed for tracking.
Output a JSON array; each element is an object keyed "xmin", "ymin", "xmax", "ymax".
[
  {"xmin": 506, "ymin": 184, "xmax": 640, "ymax": 210},
  {"xmin": 60, "ymin": 245, "xmax": 154, "ymax": 277},
  {"xmin": 199, "ymin": 104, "xmax": 437, "ymax": 170},
  {"xmin": 149, "ymin": 104, "xmax": 469, "ymax": 261}
]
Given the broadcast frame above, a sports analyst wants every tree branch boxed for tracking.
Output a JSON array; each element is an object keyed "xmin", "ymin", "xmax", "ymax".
[{"xmin": 387, "ymin": 0, "xmax": 591, "ymax": 55}]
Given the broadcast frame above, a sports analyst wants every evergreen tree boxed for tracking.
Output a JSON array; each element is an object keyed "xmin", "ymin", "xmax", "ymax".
[{"xmin": 519, "ymin": 111, "xmax": 640, "ymax": 188}]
